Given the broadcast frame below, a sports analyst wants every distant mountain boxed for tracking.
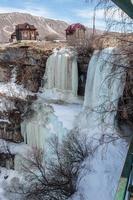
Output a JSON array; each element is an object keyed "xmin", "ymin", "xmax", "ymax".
[{"xmin": 0, "ymin": 12, "xmax": 69, "ymax": 43}]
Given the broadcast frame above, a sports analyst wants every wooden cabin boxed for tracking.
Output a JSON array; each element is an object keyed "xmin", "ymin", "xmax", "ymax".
[
  {"xmin": 10, "ymin": 23, "xmax": 39, "ymax": 42},
  {"xmin": 65, "ymin": 23, "xmax": 86, "ymax": 45}
]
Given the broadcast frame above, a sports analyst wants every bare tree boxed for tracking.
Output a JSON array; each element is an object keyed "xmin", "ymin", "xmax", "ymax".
[
  {"xmin": 84, "ymin": 0, "xmax": 133, "ymax": 130},
  {"xmin": 8, "ymin": 131, "xmax": 93, "ymax": 200}
]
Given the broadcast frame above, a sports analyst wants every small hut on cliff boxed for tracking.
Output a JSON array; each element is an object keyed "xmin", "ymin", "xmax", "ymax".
[
  {"xmin": 10, "ymin": 23, "xmax": 39, "ymax": 42},
  {"xmin": 65, "ymin": 23, "xmax": 86, "ymax": 45}
]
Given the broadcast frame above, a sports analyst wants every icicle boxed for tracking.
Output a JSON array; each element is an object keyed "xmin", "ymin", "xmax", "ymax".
[
  {"xmin": 21, "ymin": 103, "xmax": 68, "ymax": 152},
  {"xmin": 11, "ymin": 67, "xmax": 17, "ymax": 83},
  {"xmin": 72, "ymin": 57, "xmax": 78, "ymax": 96},
  {"xmin": 45, "ymin": 48, "xmax": 78, "ymax": 96}
]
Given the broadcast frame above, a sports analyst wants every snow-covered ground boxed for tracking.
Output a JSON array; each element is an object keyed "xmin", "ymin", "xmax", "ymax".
[
  {"xmin": 0, "ymin": 81, "xmax": 32, "ymax": 99},
  {"xmin": 51, "ymin": 103, "xmax": 82, "ymax": 130},
  {"xmin": 0, "ymin": 67, "xmax": 32, "ymax": 100},
  {"xmin": 39, "ymin": 88, "xmax": 83, "ymax": 104},
  {"xmin": 0, "ymin": 139, "xmax": 29, "ymax": 155},
  {"xmin": 0, "ymin": 167, "xmax": 24, "ymax": 200}
]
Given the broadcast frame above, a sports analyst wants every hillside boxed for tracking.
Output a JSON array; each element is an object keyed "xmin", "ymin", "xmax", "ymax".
[
  {"xmin": 0, "ymin": 12, "xmax": 69, "ymax": 43},
  {"xmin": 0, "ymin": 12, "xmax": 105, "ymax": 43}
]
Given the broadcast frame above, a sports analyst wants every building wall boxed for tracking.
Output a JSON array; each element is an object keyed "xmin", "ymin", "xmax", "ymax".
[
  {"xmin": 21, "ymin": 30, "xmax": 36, "ymax": 40},
  {"xmin": 66, "ymin": 29, "xmax": 85, "ymax": 45},
  {"xmin": 16, "ymin": 30, "xmax": 36, "ymax": 41},
  {"xmin": 30, "ymin": 31, "xmax": 36, "ymax": 40}
]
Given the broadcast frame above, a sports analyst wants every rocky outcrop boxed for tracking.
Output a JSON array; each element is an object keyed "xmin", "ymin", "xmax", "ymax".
[
  {"xmin": 0, "ymin": 110, "xmax": 22, "ymax": 143},
  {"xmin": 0, "ymin": 46, "xmax": 51, "ymax": 92},
  {"xmin": 93, "ymin": 33, "xmax": 133, "ymax": 49},
  {"xmin": 117, "ymin": 68, "xmax": 133, "ymax": 129},
  {"xmin": 0, "ymin": 43, "xmax": 53, "ymax": 168},
  {"xmin": 77, "ymin": 47, "xmax": 94, "ymax": 96},
  {"xmin": 0, "ymin": 153, "xmax": 15, "ymax": 169}
]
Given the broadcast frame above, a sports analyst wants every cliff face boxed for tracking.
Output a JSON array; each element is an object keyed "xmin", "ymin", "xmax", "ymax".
[
  {"xmin": 0, "ymin": 45, "xmax": 52, "ymax": 91},
  {"xmin": 0, "ymin": 43, "xmax": 54, "ymax": 168},
  {"xmin": 0, "ymin": 44, "xmax": 53, "ymax": 146},
  {"xmin": 77, "ymin": 47, "xmax": 94, "ymax": 96}
]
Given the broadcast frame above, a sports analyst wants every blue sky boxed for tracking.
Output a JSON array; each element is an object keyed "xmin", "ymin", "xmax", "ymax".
[{"xmin": 0, "ymin": 0, "xmax": 110, "ymax": 30}]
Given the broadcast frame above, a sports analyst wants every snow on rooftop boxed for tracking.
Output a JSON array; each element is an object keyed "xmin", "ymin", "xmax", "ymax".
[{"xmin": 66, "ymin": 23, "xmax": 86, "ymax": 35}]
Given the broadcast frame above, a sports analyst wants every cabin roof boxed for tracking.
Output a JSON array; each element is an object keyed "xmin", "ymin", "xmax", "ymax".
[
  {"xmin": 66, "ymin": 23, "xmax": 86, "ymax": 35},
  {"xmin": 16, "ymin": 23, "xmax": 37, "ymax": 30}
]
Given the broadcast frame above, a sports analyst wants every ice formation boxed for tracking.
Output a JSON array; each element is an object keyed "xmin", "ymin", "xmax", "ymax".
[
  {"xmin": 21, "ymin": 102, "xmax": 67, "ymax": 151},
  {"xmin": 15, "ymin": 48, "xmax": 81, "ymax": 171},
  {"xmin": 70, "ymin": 48, "xmax": 129, "ymax": 200},
  {"xmin": 21, "ymin": 101, "xmax": 82, "ymax": 153},
  {"xmin": 8, "ymin": 47, "xmax": 129, "ymax": 200},
  {"xmin": 44, "ymin": 48, "xmax": 78, "ymax": 96}
]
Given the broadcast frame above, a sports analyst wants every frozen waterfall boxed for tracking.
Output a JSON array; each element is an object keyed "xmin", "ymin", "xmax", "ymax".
[
  {"xmin": 21, "ymin": 102, "xmax": 67, "ymax": 151},
  {"xmin": 71, "ymin": 48, "xmax": 129, "ymax": 200},
  {"xmin": 83, "ymin": 47, "xmax": 126, "ymax": 127},
  {"xmin": 20, "ymin": 101, "xmax": 81, "ymax": 156},
  {"xmin": 20, "ymin": 48, "xmax": 80, "ymax": 153},
  {"xmin": 44, "ymin": 48, "xmax": 78, "ymax": 96},
  {"xmin": 16, "ymin": 48, "xmax": 81, "ymax": 169},
  {"xmin": 16, "ymin": 47, "xmax": 129, "ymax": 199}
]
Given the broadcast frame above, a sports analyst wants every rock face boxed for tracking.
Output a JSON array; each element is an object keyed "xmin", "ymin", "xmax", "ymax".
[
  {"xmin": 0, "ymin": 43, "xmax": 53, "ymax": 168},
  {"xmin": 77, "ymin": 47, "xmax": 94, "ymax": 96},
  {"xmin": 0, "ymin": 44, "xmax": 52, "ymax": 144},
  {"xmin": 0, "ymin": 153, "xmax": 15, "ymax": 169},
  {"xmin": 0, "ymin": 12, "xmax": 69, "ymax": 43},
  {"xmin": 0, "ymin": 45, "xmax": 51, "ymax": 92},
  {"xmin": 117, "ymin": 68, "xmax": 133, "ymax": 128},
  {"xmin": 0, "ymin": 109, "xmax": 22, "ymax": 143}
]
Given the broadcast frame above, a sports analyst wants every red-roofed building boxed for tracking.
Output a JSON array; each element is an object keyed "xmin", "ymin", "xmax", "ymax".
[
  {"xmin": 10, "ymin": 23, "xmax": 39, "ymax": 42},
  {"xmin": 65, "ymin": 23, "xmax": 86, "ymax": 44}
]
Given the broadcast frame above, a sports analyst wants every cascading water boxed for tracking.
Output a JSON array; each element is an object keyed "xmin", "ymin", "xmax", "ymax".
[
  {"xmin": 18, "ymin": 48, "xmax": 81, "ymax": 163},
  {"xmin": 42, "ymin": 48, "xmax": 78, "ymax": 101},
  {"xmin": 46, "ymin": 48, "xmax": 78, "ymax": 95},
  {"xmin": 70, "ymin": 48, "xmax": 129, "ymax": 200}
]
